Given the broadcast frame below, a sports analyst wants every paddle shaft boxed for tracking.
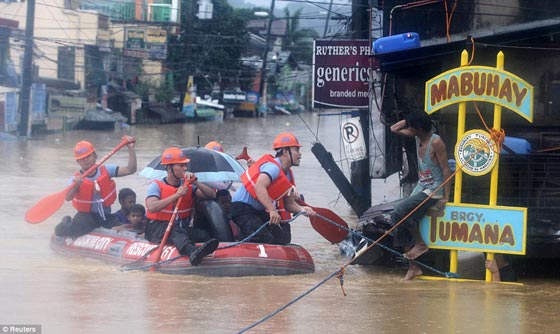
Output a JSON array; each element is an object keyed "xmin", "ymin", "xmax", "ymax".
[
  {"xmin": 150, "ymin": 177, "xmax": 194, "ymax": 271},
  {"xmin": 24, "ymin": 138, "xmax": 132, "ymax": 224},
  {"xmin": 150, "ymin": 197, "xmax": 184, "ymax": 272}
]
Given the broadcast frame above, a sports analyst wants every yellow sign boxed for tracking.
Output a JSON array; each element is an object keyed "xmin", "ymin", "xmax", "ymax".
[
  {"xmin": 425, "ymin": 66, "xmax": 534, "ymax": 122},
  {"xmin": 454, "ymin": 129, "xmax": 498, "ymax": 176},
  {"xmin": 146, "ymin": 29, "xmax": 167, "ymax": 44},
  {"xmin": 420, "ymin": 203, "xmax": 527, "ymax": 255}
]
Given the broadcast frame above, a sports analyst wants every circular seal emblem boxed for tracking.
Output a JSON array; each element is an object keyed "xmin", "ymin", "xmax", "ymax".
[{"xmin": 454, "ymin": 129, "xmax": 498, "ymax": 176}]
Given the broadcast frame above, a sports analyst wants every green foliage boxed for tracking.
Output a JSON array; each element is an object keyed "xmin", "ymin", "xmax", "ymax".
[
  {"xmin": 130, "ymin": 81, "xmax": 152, "ymax": 101},
  {"xmin": 131, "ymin": 80, "xmax": 174, "ymax": 102},
  {"xmin": 290, "ymin": 28, "xmax": 319, "ymax": 65},
  {"xmin": 168, "ymin": 0, "xmax": 251, "ymax": 94},
  {"xmin": 155, "ymin": 82, "xmax": 176, "ymax": 102},
  {"xmin": 282, "ymin": 8, "xmax": 319, "ymax": 65}
]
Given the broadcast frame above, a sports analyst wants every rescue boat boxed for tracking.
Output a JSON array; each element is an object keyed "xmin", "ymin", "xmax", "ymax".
[{"xmin": 50, "ymin": 228, "xmax": 315, "ymax": 277}]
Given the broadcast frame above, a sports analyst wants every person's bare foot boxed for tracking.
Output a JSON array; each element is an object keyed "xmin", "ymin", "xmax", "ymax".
[
  {"xmin": 403, "ymin": 262, "xmax": 423, "ymax": 281},
  {"xmin": 404, "ymin": 243, "xmax": 429, "ymax": 260}
]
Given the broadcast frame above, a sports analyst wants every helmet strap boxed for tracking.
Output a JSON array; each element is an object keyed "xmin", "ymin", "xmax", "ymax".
[
  {"xmin": 288, "ymin": 147, "xmax": 294, "ymax": 166},
  {"xmin": 167, "ymin": 164, "xmax": 181, "ymax": 183}
]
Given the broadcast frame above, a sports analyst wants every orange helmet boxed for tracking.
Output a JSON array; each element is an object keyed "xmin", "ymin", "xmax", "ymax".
[
  {"xmin": 272, "ymin": 132, "xmax": 302, "ymax": 150},
  {"xmin": 74, "ymin": 141, "xmax": 96, "ymax": 160},
  {"xmin": 161, "ymin": 147, "xmax": 190, "ymax": 165},
  {"xmin": 205, "ymin": 141, "xmax": 224, "ymax": 152}
]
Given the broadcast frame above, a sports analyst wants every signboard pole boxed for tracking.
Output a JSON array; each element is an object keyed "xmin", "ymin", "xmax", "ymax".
[
  {"xmin": 489, "ymin": 51, "xmax": 504, "ymax": 206},
  {"xmin": 486, "ymin": 51, "xmax": 504, "ymax": 281},
  {"xmin": 449, "ymin": 50, "xmax": 469, "ymax": 273}
]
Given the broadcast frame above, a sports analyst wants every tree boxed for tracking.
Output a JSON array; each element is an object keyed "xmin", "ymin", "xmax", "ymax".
[
  {"xmin": 167, "ymin": 0, "xmax": 252, "ymax": 97},
  {"xmin": 282, "ymin": 8, "xmax": 319, "ymax": 65}
]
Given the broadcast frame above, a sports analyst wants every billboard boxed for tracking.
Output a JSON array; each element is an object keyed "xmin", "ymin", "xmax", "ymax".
[
  {"xmin": 124, "ymin": 27, "xmax": 167, "ymax": 60},
  {"xmin": 312, "ymin": 39, "xmax": 374, "ymax": 109},
  {"xmin": 48, "ymin": 95, "xmax": 87, "ymax": 116}
]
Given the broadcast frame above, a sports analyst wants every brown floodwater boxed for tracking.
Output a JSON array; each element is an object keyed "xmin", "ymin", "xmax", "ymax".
[{"xmin": 1, "ymin": 113, "xmax": 558, "ymax": 334}]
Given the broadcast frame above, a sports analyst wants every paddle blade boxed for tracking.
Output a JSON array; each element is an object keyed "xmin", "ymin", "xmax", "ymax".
[
  {"xmin": 25, "ymin": 188, "xmax": 68, "ymax": 224},
  {"xmin": 235, "ymin": 146, "xmax": 252, "ymax": 161},
  {"xmin": 309, "ymin": 208, "xmax": 349, "ymax": 244}
]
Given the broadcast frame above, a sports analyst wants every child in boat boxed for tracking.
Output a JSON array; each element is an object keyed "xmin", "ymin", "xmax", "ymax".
[
  {"xmin": 114, "ymin": 188, "xmax": 136, "ymax": 225},
  {"xmin": 216, "ymin": 189, "xmax": 241, "ymax": 240},
  {"xmin": 113, "ymin": 203, "xmax": 147, "ymax": 234}
]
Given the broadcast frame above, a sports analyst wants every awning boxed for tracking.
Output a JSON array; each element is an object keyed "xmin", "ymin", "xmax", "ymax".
[
  {"xmin": 0, "ymin": 85, "xmax": 18, "ymax": 94},
  {"xmin": 38, "ymin": 77, "xmax": 80, "ymax": 90}
]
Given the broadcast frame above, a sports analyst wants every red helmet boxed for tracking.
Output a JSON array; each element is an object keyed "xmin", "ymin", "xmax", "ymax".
[
  {"xmin": 74, "ymin": 141, "xmax": 96, "ymax": 160},
  {"xmin": 205, "ymin": 141, "xmax": 224, "ymax": 152},
  {"xmin": 272, "ymin": 132, "xmax": 302, "ymax": 150},
  {"xmin": 161, "ymin": 147, "xmax": 190, "ymax": 165}
]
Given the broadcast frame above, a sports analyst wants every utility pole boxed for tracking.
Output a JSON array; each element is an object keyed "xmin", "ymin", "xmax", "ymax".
[
  {"xmin": 19, "ymin": 0, "xmax": 35, "ymax": 137},
  {"xmin": 258, "ymin": 0, "xmax": 275, "ymax": 109},
  {"xmin": 350, "ymin": 0, "xmax": 371, "ymax": 214}
]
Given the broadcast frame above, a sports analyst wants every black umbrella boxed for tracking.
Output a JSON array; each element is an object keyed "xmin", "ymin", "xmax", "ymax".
[{"xmin": 139, "ymin": 147, "xmax": 245, "ymax": 182}]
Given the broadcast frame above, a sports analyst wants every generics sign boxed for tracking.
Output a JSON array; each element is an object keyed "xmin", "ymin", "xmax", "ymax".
[
  {"xmin": 425, "ymin": 66, "xmax": 534, "ymax": 122},
  {"xmin": 419, "ymin": 203, "xmax": 527, "ymax": 254},
  {"xmin": 312, "ymin": 39, "xmax": 374, "ymax": 109}
]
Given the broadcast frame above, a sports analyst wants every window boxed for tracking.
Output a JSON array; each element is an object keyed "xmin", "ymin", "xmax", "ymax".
[
  {"xmin": 57, "ymin": 46, "xmax": 75, "ymax": 80},
  {"xmin": 64, "ymin": 0, "xmax": 79, "ymax": 10}
]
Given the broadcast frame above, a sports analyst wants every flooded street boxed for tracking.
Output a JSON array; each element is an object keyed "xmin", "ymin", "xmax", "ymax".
[{"xmin": 1, "ymin": 112, "xmax": 559, "ymax": 334}]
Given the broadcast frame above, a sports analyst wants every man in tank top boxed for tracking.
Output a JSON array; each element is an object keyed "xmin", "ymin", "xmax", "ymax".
[{"xmin": 390, "ymin": 112, "xmax": 452, "ymax": 280}]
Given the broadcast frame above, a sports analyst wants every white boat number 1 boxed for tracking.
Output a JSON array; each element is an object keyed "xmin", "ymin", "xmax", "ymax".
[{"xmin": 257, "ymin": 244, "xmax": 268, "ymax": 258}]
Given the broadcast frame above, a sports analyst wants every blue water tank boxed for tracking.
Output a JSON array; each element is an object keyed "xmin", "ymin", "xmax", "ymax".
[
  {"xmin": 501, "ymin": 136, "xmax": 531, "ymax": 155},
  {"xmin": 372, "ymin": 32, "xmax": 421, "ymax": 55}
]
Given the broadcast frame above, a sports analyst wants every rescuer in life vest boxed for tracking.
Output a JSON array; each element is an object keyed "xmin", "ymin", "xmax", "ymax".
[
  {"xmin": 144, "ymin": 147, "xmax": 219, "ymax": 266},
  {"xmin": 54, "ymin": 136, "xmax": 137, "ymax": 238},
  {"xmin": 230, "ymin": 132, "xmax": 316, "ymax": 245}
]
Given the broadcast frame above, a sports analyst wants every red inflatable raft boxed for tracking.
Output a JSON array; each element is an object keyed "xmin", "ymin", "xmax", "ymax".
[{"xmin": 50, "ymin": 228, "xmax": 315, "ymax": 277}]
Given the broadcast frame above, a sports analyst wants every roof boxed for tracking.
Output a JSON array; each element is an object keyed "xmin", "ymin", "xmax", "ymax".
[{"xmin": 374, "ymin": 17, "xmax": 560, "ymax": 72}]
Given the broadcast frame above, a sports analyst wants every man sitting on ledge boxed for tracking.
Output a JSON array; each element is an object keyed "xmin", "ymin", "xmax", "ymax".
[{"xmin": 390, "ymin": 112, "xmax": 452, "ymax": 280}]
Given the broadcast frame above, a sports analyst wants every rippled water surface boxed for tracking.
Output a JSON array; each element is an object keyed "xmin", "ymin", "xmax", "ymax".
[{"xmin": 1, "ymin": 113, "xmax": 558, "ymax": 334}]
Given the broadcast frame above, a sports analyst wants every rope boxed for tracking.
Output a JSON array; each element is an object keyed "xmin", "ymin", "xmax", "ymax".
[
  {"xmin": 472, "ymin": 102, "xmax": 505, "ymax": 153},
  {"xmin": 120, "ymin": 212, "xmax": 305, "ymax": 272},
  {"xmin": 444, "ymin": 0, "xmax": 458, "ymax": 42},
  {"xmin": 467, "ymin": 36, "xmax": 475, "ymax": 65},
  {"xmin": 236, "ymin": 269, "xmax": 342, "ymax": 334},
  {"xmin": 315, "ymin": 212, "xmax": 458, "ymax": 278},
  {"xmin": 217, "ymin": 212, "xmax": 305, "ymax": 250}
]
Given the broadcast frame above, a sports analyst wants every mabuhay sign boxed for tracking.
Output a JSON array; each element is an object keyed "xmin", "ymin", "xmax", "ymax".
[
  {"xmin": 419, "ymin": 203, "xmax": 526, "ymax": 254},
  {"xmin": 425, "ymin": 66, "xmax": 534, "ymax": 122}
]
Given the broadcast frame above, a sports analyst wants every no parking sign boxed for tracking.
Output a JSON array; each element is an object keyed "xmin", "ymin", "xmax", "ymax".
[{"xmin": 341, "ymin": 118, "xmax": 367, "ymax": 161}]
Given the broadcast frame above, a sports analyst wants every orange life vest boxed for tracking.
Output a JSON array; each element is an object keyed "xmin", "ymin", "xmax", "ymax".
[
  {"xmin": 240, "ymin": 154, "xmax": 295, "ymax": 202},
  {"xmin": 277, "ymin": 170, "xmax": 295, "ymax": 221},
  {"xmin": 72, "ymin": 165, "xmax": 116, "ymax": 212},
  {"xmin": 145, "ymin": 179, "xmax": 194, "ymax": 221}
]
